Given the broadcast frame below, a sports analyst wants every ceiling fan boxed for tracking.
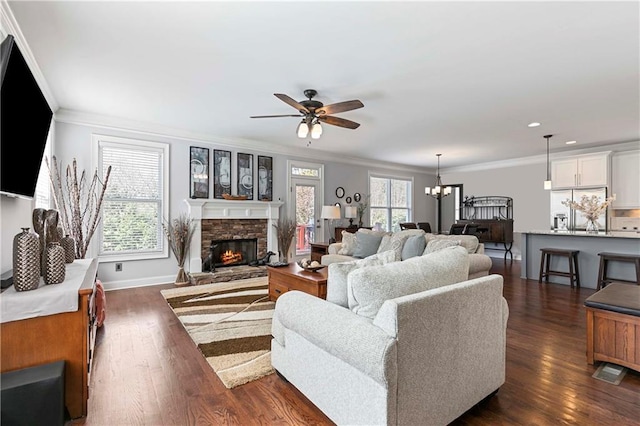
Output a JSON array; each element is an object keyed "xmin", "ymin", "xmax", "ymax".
[{"xmin": 250, "ymin": 89, "xmax": 364, "ymax": 139}]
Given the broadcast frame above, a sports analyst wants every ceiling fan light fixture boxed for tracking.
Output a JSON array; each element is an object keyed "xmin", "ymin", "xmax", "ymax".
[
  {"xmin": 311, "ymin": 121, "xmax": 323, "ymax": 139},
  {"xmin": 296, "ymin": 120, "xmax": 308, "ymax": 138}
]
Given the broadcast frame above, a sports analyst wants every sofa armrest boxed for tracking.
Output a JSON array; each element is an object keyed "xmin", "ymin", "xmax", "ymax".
[
  {"xmin": 476, "ymin": 243, "xmax": 485, "ymax": 254},
  {"xmin": 468, "ymin": 253, "xmax": 492, "ymax": 279},
  {"xmin": 273, "ymin": 290, "xmax": 396, "ymax": 385},
  {"xmin": 328, "ymin": 242, "xmax": 343, "ymax": 254}
]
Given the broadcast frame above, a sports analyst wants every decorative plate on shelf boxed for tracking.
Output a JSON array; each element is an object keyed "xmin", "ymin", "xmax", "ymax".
[
  {"xmin": 222, "ymin": 194, "xmax": 248, "ymax": 200},
  {"xmin": 296, "ymin": 260, "xmax": 326, "ymax": 272}
]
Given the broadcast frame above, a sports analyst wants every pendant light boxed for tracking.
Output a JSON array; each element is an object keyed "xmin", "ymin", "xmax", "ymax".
[
  {"xmin": 425, "ymin": 154, "xmax": 451, "ymax": 198},
  {"xmin": 543, "ymin": 134, "xmax": 552, "ymax": 190}
]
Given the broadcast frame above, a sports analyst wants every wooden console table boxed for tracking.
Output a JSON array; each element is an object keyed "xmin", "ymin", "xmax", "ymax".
[
  {"xmin": 310, "ymin": 242, "xmax": 330, "ymax": 263},
  {"xmin": 0, "ymin": 258, "xmax": 99, "ymax": 419}
]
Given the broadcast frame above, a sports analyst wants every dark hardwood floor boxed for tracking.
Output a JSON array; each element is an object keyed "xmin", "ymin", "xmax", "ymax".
[{"xmin": 73, "ymin": 260, "xmax": 640, "ymax": 425}]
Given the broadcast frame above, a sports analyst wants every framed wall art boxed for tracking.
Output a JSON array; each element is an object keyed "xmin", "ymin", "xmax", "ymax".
[
  {"xmin": 190, "ymin": 146, "xmax": 209, "ymax": 199},
  {"xmin": 257, "ymin": 155, "xmax": 273, "ymax": 201},
  {"xmin": 213, "ymin": 149, "xmax": 232, "ymax": 199},
  {"xmin": 237, "ymin": 152, "xmax": 254, "ymax": 200}
]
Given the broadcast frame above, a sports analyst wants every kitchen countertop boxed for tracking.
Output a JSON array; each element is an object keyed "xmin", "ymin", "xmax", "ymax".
[{"xmin": 523, "ymin": 230, "xmax": 640, "ymax": 239}]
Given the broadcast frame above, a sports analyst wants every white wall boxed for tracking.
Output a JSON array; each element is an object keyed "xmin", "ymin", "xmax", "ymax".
[{"xmin": 1, "ymin": 118, "xmax": 435, "ymax": 289}]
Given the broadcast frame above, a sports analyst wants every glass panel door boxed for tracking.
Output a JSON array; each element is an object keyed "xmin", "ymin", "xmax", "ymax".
[
  {"xmin": 294, "ymin": 183, "xmax": 316, "ymax": 256},
  {"xmin": 288, "ymin": 160, "xmax": 324, "ymax": 261}
]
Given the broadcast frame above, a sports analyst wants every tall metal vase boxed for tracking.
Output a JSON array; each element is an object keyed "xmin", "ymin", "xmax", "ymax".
[
  {"xmin": 12, "ymin": 228, "xmax": 40, "ymax": 291},
  {"xmin": 61, "ymin": 234, "xmax": 75, "ymax": 264},
  {"xmin": 45, "ymin": 242, "xmax": 66, "ymax": 285}
]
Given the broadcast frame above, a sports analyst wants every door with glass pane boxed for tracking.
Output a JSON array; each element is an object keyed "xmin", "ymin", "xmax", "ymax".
[{"xmin": 288, "ymin": 161, "xmax": 324, "ymax": 260}]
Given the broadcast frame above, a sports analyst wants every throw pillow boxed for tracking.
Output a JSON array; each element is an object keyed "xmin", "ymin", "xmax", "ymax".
[
  {"xmin": 376, "ymin": 234, "xmax": 394, "ymax": 254},
  {"xmin": 347, "ymin": 246, "xmax": 469, "ymax": 319},
  {"xmin": 326, "ymin": 250, "xmax": 397, "ymax": 307},
  {"xmin": 352, "ymin": 231, "xmax": 384, "ymax": 259},
  {"xmin": 389, "ymin": 229, "xmax": 425, "ymax": 260},
  {"xmin": 338, "ymin": 231, "xmax": 357, "ymax": 255},
  {"xmin": 401, "ymin": 234, "xmax": 427, "ymax": 260},
  {"xmin": 424, "ymin": 239, "xmax": 460, "ymax": 255}
]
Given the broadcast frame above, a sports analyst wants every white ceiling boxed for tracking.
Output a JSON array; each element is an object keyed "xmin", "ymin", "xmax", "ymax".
[{"xmin": 7, "ymin": 1, "xmax": 640, "ymax": 169}]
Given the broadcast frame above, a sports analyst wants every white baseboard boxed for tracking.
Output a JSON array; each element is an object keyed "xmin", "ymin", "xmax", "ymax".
[{"xmin": 102, "ymin": 274, "xmax": 174, "ymax": 291}]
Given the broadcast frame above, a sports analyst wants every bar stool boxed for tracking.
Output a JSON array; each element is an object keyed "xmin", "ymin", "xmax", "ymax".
[
  {"xmin": 538, "ymin": 248, "xmax": 580, "ymax": 288},
  {"xmin": 596, "ymin": 252, "xmax": 640, "ymax": 290}
]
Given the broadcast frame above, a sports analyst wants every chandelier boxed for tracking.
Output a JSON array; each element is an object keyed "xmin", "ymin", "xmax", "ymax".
[{"xmin": 425, "ymin": 154, "xmax": 451, "ymax": 198}]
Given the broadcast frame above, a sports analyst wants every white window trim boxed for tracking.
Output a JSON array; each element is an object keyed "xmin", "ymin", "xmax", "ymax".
[
  {"xmin": 368, "ymin": 171, "xmax": 414, "ymax": 231},
  {"xmin": 286, "ymin": 159, "xmax": 324, "ymax": 219},
  {"xmin": 92, "ymin": 134, "xmax": 169, "ymax": 262}
]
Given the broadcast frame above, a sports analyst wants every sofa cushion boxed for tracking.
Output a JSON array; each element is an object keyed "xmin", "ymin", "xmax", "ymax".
[
  {"xmin": 387, "ymin": 229, "xmax": 425, "ymax": 260},
  {"xmin": 401, "ymin": 234, "xmax": 427, "ymax": 260},
  {"xmin": 352, "ymin": 231, "xmax": 385, "ymax": 259},
  {"xmin": 338, "ymin": 231, "xmax": 357, "ymax": 255},
  {"xmin": 425, "ymin": 233, "xmax": 479, "ymax": 254},
  {"xmin": 347, "ymin": 246, "xmax": 469, "ymax": 319},
  {"xmin": 424, "ymin": 239, "xmax": 460, "ymax": 254},
  {"xmin": 326, "ymin": 250, "xmax": 397, "ymax": 308}
]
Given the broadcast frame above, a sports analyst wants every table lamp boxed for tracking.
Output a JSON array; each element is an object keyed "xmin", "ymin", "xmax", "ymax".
[
  {"xmin": 321, "ymin": 205, "xmax": 341, "ymax": 243},
  {"xmin": 345, "ymin": 206, "xmax": 358, "ymax": 228}
]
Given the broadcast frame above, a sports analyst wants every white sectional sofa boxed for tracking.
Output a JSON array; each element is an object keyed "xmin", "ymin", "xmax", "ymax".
[
  {"xmin": 271, "ymin": 246, "xmax": 509, "ymax": 425},
  {"xmin": 321, "ymin": 228, "xmax": 493, "ymax": 279}
]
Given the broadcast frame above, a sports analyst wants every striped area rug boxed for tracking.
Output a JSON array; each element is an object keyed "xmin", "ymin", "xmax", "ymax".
[{"xmin": 160, "ymin": 277, "xmax": 275, "ymax": 388}]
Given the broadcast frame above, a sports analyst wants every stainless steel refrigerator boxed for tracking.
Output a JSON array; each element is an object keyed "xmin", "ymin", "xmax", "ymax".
[{"xmin": 550, "ymin": 187, "xmax": 608, "ymax": 231}]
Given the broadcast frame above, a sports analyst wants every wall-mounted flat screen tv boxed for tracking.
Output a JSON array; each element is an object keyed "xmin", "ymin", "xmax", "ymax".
[{"xmin": 1, "ymin": 34, "xmax": 53, "ymax": 200}]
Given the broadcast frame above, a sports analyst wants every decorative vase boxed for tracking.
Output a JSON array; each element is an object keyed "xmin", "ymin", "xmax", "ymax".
[
  {"xmin": 586, "ymin": 218, "xmax": 599, "ymax": 233},
  {"xmin": 279, "ymin": 247, "xmax": 290, "ymax": 263},
  {"xmin": 45, "ymin": 242, "xmax": 66, "ymax": 285},
  {"xmin": 175, "ymin": 266, "xmax": 189, "ymax": 286},
  {"xmin": 12, "ymin": 228, "xmax": 41, "ymax": 292},
  {"xmin": 61, "ymin": 234, "xmax": 75, "ymax": 263},
  {"xmin": 32, "ymin": 208, "xmax": 47, "ymax": 276}
]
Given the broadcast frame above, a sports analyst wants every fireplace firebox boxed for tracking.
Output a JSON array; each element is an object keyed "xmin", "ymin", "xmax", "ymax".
[{"xmin": 207, "ymin": 238, "xmax": 258, "ymax": 270}]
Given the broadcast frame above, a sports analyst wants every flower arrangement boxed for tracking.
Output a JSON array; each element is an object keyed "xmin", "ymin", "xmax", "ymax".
[
  {"xmin": 561, "ymin": 194, "xmax": 615, "ymax": 221},
  {"xmin": 273, "ymin": 214, "xmax": 297, "ymax": 262},
  {"xmin": 162, "ymin": 213, "xmax": 196, "ymax": 285},
  {"xmin": 561, "ymin": 194, "xmax": 615, "ymax": 232}
]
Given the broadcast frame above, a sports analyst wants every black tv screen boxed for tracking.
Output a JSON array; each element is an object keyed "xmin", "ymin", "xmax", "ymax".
[{"xmin": 1, "ymin": 34, "xmax": 53, "ymax": 199}]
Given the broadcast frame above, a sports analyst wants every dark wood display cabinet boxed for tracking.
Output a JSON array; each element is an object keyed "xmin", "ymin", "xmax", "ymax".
[{"xmin": 459, "ymin": 196, "xmax": 514, "ymax": 259}]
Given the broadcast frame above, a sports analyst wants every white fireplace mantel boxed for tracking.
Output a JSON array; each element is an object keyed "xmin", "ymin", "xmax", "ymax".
[{"xmin": 184, "ymin": 199, "xmax": 284, "ymax": 273}]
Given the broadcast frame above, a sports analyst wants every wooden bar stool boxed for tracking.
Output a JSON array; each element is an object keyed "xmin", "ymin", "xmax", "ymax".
[
  {"xmin": 596, "ymin": 252, "xmax": 640, "ymax": 290},
  {"xmin": 538, "ymin": 248, "xmax": 580, "ymax": 288}
]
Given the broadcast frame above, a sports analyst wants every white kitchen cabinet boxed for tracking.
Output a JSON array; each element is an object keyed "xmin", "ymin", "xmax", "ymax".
[
  {"xmin": 611, "ymin": 150, "xmax": 640, "ymax": 208},
  {"xmin": 551, "ymin": 152, "xmax": 610, "ymax": 189}
]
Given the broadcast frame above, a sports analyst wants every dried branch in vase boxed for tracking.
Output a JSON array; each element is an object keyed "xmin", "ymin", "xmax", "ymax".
[
  {"xmin": 162, "ymin": 213, "xmax": 196, "ymax": 284},
  {"xmin": 46, "ymin": 156, "xmax": 112, "ymax": 259},
  {"xmin": 273, "ymin": 214, "xmax": 297, "ymax": 262}
]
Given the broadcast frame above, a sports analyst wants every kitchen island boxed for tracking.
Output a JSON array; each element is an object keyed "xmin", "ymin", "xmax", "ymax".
[{"xmin": 521, "ymin": 231, "xmax": 640, "ymax": 289}]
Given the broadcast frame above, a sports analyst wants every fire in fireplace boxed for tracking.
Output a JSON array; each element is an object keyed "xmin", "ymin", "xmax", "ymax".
[{"xmin": 207, "ymin": 238, "xmax": 258, "ymax": 271}]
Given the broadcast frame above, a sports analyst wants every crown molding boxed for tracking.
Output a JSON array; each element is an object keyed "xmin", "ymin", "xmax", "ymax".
[
  {"xmin": 54, "ymin": 108, "xmax": 431, "ymax": 175},
  {"xmin": 442, "ymin": 140, "xmax": 640, "ymax": 174},
  {"xmin": 0, "ymin": 1, "xmax": 59, "ymax": 111}
]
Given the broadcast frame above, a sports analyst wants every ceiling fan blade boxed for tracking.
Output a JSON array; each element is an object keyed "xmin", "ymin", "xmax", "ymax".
[
  {"xmin": 318, "ymin": 115, "xmax": 361, "ymax": 129},
  {"xmin": 316, "ymin": 100, "xmax": 364, "ymax": 115},
  {"xmin": 274, "ymin": 93, "xmax": 310, "ymax": 114},
  {"xmin": 250, "ymin": 114, "xmax": 303, "ymax": 118}
]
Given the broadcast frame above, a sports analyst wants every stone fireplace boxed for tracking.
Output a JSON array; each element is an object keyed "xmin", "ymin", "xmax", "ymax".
[{"xmin": 184, "ymin": 199, "xmax": 283, "ymax": 273}]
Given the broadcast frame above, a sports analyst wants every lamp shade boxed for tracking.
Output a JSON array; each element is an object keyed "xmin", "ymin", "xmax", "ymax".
[
  {"xmin": 321, "ymin": 205, "xmax": 341, "ymax": 219},
  {"xmin": 345, "ymin": 206, "xmax": 358, "ymax": 218},
  {"xmin": 297, "ymin": 120, "xmax": 308, "ymax": 138},
  {"xmin": 311, "ymin": 122, "xmax": 323, "ymax": 139}
]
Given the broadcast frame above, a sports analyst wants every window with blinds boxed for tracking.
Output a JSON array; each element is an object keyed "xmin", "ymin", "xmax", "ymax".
[
  {"xmin": 369, "ymin": 174, "xmax": 413, "ymax": 232},
  {"xmin": 97, "ymin": 135, "xmax": 169, "ymax": 260}
]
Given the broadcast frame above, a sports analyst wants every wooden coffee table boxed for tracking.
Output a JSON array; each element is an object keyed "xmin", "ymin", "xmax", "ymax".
[{"xmin": 267, "ymin": 263, "xmax": 328, "ymax": 301}]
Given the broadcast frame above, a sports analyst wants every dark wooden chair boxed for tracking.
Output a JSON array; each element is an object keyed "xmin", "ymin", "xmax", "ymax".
[
  {"xmin": 416, "ymin": 222, "xmax": 432, "ymax": 233},
  {"xmin": 399, "ymin": 222, "xmax": 417, "ymax": 230}
]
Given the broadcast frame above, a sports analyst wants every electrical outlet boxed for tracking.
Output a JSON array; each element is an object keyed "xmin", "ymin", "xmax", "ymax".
[{"xmin": 115, "ymin": 263, "xmax": 123, "ymax": 272}]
